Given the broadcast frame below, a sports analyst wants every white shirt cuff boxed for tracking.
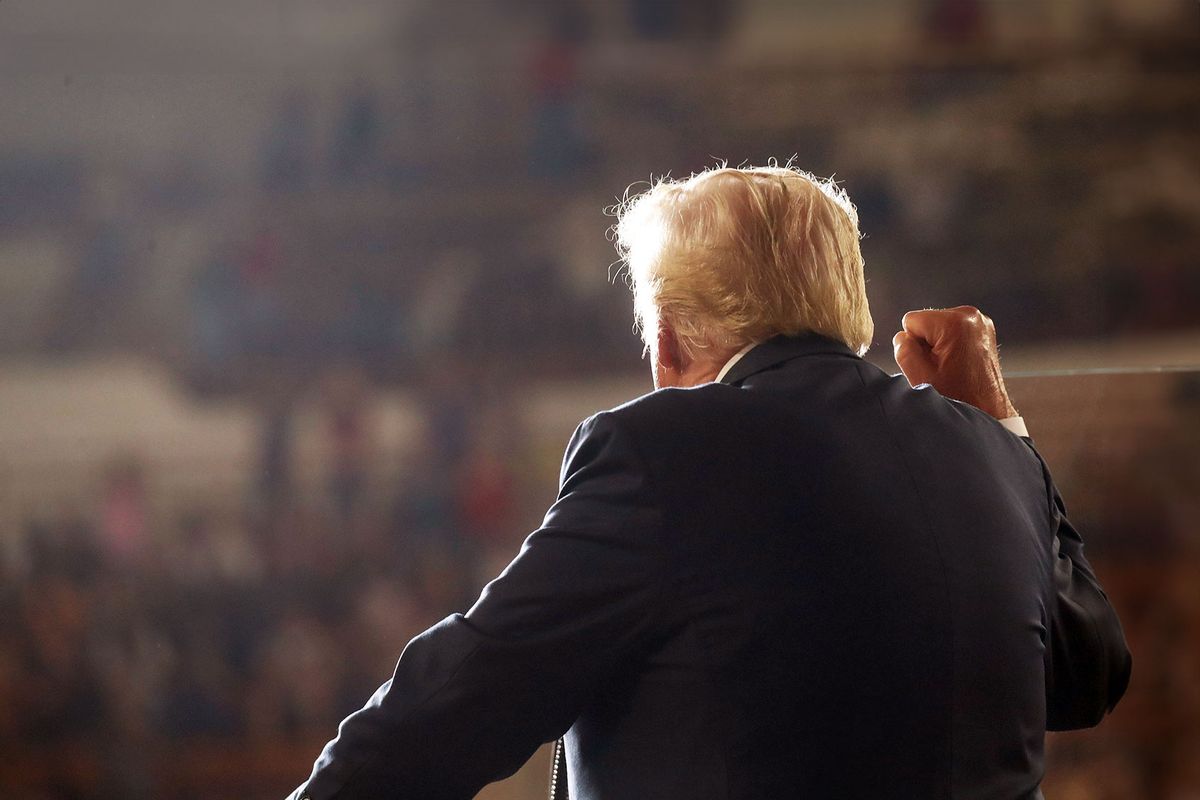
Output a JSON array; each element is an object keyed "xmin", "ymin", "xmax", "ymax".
[{"xmin": 998, "ymin": 416, "xmax": 1028, "ymax": 437}]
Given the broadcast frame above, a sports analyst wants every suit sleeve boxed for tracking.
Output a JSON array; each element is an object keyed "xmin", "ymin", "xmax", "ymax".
[
  {"xmin": 1030, "ymin": 443, "xmax": 1133, "ymax": 731},
  {"xmin": 286, "ymin": 411, "xmax": 665, "ymax": 800}
]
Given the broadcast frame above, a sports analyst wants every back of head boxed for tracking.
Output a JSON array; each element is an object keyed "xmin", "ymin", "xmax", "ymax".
[{"xmin": 614, "ymin": 164, "xmax": 874, "ymax": 358}]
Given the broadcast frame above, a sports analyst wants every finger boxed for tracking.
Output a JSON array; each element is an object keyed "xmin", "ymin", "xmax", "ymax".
[
  {"xmin": 893, "ymin": 331, "xmax": 935, "ymax": 387},
  {"xmin": 903, "ymin": 306, "xmax": 990, "ymax": 354},
  {"xmin": 900, "ymin": 308, "xmax": 953, "ymax": 347}
]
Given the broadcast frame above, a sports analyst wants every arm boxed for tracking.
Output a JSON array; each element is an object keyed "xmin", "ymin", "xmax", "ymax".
[
  {"xmin": 1033, "ymin": 452, "xmax": 1132, "ymax": 730},
  {"xmin": 894, "ymin": 305, "xmax": 1131, "ymax": 728},
  {"xmin": 287, "ymin": 411, "xmax": 664, "ymax": 800}
]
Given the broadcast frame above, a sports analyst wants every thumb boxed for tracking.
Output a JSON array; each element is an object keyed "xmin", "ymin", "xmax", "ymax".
[{"xmin": 893, "ymin": 330, "xmax": 936, "ymax": 388}]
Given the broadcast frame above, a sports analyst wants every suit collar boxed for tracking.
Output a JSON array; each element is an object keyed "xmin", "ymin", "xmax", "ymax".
[{"xmin": 718, "ymin": 332, "xmax": 858, "ymax": 386}]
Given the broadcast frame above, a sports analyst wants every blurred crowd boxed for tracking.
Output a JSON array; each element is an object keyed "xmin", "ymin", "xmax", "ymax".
[
  {"xmin": 1035, "ymin": 373, "xmax": 1200, "ymax": 799},
  {"xmin": 1, "ymin": 374, "xmax": 548, "ymax": 798},
  {"xmin": 3, "ymin": 2, "xmax": 1197, "ymax": 395}
]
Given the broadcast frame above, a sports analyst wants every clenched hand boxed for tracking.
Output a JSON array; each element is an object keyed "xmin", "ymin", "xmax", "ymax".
[{"xmin": 892, "ymin": 305, "xmax": 1019, "ymax": 421}]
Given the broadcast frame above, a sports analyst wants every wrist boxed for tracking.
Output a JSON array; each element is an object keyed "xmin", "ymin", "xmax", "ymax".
[
  {"xmin": 982, "ymin": 359, "xmax": 1016, "ymax": 420},
  {"xmin": 981, "ymin": 394, "xmax": 1018, "ymax": 421}
]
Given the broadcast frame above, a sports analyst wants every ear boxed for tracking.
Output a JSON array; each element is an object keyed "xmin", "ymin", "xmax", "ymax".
[
  {"xmin": 653, "ymin": 318, "xmax": 687, "ymax": 390},
  {"xmin": 656, "ymin": 322, "xmax": 682, "ymax": 372}
]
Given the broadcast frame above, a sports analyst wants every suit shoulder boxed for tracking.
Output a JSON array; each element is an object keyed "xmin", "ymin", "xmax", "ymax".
[
  {"xmin": 947, "ymin": 395, "xmax": 1040, "ymax": 460},
  {"xmin": 600, "ymin": 382, "xmax": 740, "ymax": 429},
  {"xmin": 903, "ymin": 385, "xmax": 1048, "ymax": 489},
  {"xmin": 563, "ymin": 384, "xmax": 739, "ymax": 446},
  {"xmin": 557, "ymin": 388, "xmax": 723, "ymax": 493}
]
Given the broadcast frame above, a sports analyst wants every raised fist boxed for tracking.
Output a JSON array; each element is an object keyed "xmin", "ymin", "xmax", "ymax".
[{"xmin": 892, "ymin": 305, "xmax": 1018, "ymax": 421}]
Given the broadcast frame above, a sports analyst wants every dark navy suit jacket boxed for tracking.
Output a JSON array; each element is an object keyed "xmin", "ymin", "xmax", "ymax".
[{"xmin": 289, "ymin": 334, "xmax": 1131, "ymax": 800}]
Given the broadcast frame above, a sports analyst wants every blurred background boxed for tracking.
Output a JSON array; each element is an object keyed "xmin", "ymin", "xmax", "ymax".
[{"xmin": 0, "ymin": 0, "xmax": 1197, "ymax": 797}]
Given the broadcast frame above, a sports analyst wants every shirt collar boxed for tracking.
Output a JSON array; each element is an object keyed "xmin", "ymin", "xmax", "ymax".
[
  {"xmin": 718, "ymin": 333, "xmax": 859, "ymax": 386},
  {"xmin": 714, "ymin": 341, "xmax": 758, "ymax": 384}
]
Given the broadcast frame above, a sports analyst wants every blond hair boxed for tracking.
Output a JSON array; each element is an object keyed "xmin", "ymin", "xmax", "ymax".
[{"xmin": 613, "ymin": 164, "xmax": 874, "ymax": 358}]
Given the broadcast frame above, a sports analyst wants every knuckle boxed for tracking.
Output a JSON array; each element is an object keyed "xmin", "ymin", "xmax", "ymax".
[{"xmin": 952, "ymin": 305, "xmax": 982, "ymax": 328}]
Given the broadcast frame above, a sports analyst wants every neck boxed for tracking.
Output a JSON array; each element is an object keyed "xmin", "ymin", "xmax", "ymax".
[{"xmin": 656, "ymin": 345, "xmax": 741, "ymax": 389}]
